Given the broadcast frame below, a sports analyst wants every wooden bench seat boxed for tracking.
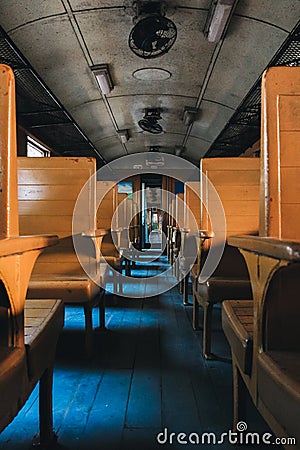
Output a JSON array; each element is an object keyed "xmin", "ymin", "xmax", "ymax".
[
  {"xmin": 222, "ymin": 300, "xmax": 253, "ymax": 375},
  {"xmin": 193, "ymin": 244, "xmax": 253, "ymax": 359},
  {"xmin": 28, "ymin": 275, "xmax": 101, "ymax": 304},
  {"xmin": 257, "ymin": 351, "xmax": 300, "ymax": 443},
  {"xmin": 222, "ymin": 69, "xmax": 300, "ymax": 447},
  {"xmin": 192, "ymin": 157, "xmax": 259, "ymax": 359},
  {"xmin": 0, "ymin": 64, "xmax": 63, "ymax": 445},
  {"xmin": 18, "ymin": 157, "xmax": 108, "ymax": 356},
  {"xmin": 0, "ymin": 347, "xmax": 27, "ymax": 430},
  {"xmin": 24, "ymin": 299, "xmax": 64, "ymax": 380}
]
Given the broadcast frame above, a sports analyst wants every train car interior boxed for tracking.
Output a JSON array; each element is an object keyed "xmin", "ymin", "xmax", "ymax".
[{"xmin": 0, "ymin": 1, "xmax": 299, "ymax": 449}]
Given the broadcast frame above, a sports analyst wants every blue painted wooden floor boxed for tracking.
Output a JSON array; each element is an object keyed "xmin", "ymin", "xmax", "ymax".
[{"xmin": 0, "ymin": 257, "xmax": 274, "ymax": 450}]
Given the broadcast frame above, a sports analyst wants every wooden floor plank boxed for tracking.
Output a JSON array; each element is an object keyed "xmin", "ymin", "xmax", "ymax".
[
  {"xmin": 125, "ymin": 298, "xmax": 162, "ymax": 429},
  {"xmin": 80, "ymin": 369, "xmax": 132, "ymax": 450}
]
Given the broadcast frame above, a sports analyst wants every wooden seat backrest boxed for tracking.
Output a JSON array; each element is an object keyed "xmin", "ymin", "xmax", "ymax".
[
  {"xmin": 0, "ymin": 65, "xmax": 20, "ymax": 349},
  {"xmin": 175, "ymin": 192, "xmax": 184, "ymax": 231},
  {"xmin": 196, "ymin": 157, "xmax": 260, "ymax": 278},
  {"xmin": 184, "ymin": 181, "xmax": 201, "ymax": 231},
  {"xmin": 200, "ymin": 157, "xmax": 260, "ymax": 239},
  {"xmin": 0, "ymin": 67, "xmax": 18, "ymax": 239},
  {"xmin": 0, "ymin": 65, "xmax": 60, "ymax": 438},
  {"xmin": 18, "ymin": 157, "xmax": 97, "ymax": 276},
  {"xmin": 260, "ymin": 67, "xmax": 300, "ymax": 241},
  {"xmin": 259, "ymin": 67, "xmax": 300, "ymax": 348},
  {"xmin": 96, "ymin": 181, "xmax": 116, "ymax": 230}
]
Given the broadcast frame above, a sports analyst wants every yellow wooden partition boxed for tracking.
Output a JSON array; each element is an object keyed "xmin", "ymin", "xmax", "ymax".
[
  {"xmin": 223, "ymin": 67, "xmax": 300, "ymax": 445},
  {"xmin": 0, "ymin": 64, "xmax": 62, "ymax": 444},
  {"xmin": 200, "ymin": 157, "xmax": 260, "ymax": 237},
  {"xmin": 17, "ymin": 156, "xmax": 106, "ymax": 357},
  {"xmin": 184, "ymin": 181, "xmax": 201, "ymax": 230},
  {"xmin": 260, "ymin": 68, "xmax": 300, "ymax": 240},
  {"xmin": 18, "ymin": 157, "xmax": 97, "ymax": 275},
  {"xmin": 96, "ymin": 181, "xmax": 116, "ymax": 230}
]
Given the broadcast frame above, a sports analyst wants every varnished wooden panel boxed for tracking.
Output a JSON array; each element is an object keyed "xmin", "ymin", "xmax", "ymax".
[
  {"xmin": 279, "ymin": 95, "xmax": 300, "ymax": 131},
  {"xmin": 18, "ymin": 157, "xmax": 97, "ymax": 275},
  {"xmin": 19, "ymin": 216, "xmax": 88, "ymax": 235},
  {"xmin": 175, "ymin": 193, "xmax": 184, "ymax": 226},
  {"xmin": 201, "ymin": 158, "xmax": 259, "ymax": 171},
  {"xmin": 0, "ymin": 64, "xmax": 19, "ymax": 237},
  {"xmin": 280, "ymin": 132, "xmax": 300, "ymax": 167},
  {"xmin": 281, "ymin": 204, "xmax": 300, "ymax": 240},
  {"xmin": 185, "ymin": 182, "xmax": 200, "ymax": 229},
  {"xmin": 210, "ymin": 200, "xmax": 259, "ymax": 216},
  {"xmin": 205, "ymin": 170, "xmax": 259, "ymax": 186},
  {"xmin": 260, "ymin": 68, "xmax": 300, "ymax": 238},
  {"xmin": 18, "ymin": 185, "xmax": 83, "ymax": 201},
  {"xmin": 212, "ymin": 185, "xmax": 259, "ymax": 201},
  {"xmin": 281, "ymin": 168, "xmax": 300, "ymax": 203},
  {"xmin": 19, "ymin": 200, "xmax": 75, "ymax": 216},
  {"xmin": 96, "ymin": 181, "xmax": 115, "ymax": 230},
  {"xmin": 18, "ymin": 168, "xmax": 92, "ymax": 185},
  {"xmin": 200, "ymin": 157, "xmax": 260, "ymax": 238}
]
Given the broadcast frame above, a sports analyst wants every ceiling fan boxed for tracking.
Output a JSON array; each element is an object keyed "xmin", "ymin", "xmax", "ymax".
[
  {"xmin": 128, "ymin": 1, "xmax": 177, "ymax": 59},
  {"xmin": 138, "ymin": 109, "xmax": 163, "ymax": 134}
]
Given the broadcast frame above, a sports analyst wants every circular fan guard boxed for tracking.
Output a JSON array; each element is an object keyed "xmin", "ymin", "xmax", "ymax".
[
  {"xmin": 138, "ymin": 117, "xmax": 163, "ymax": 134},
  {"xmin": 129, "ymin": 15, "xmax": 177, "ymax": 59}
]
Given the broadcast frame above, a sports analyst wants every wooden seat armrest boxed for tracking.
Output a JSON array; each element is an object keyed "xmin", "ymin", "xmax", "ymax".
[
  {"xmin": 228, "ymin": 235, "xmax": 300, "ymax": 262},
  {"xmin": 0, "ymin": 235, "xmax": 58, "ymax": 257},
  {"xmin": 180, "ymin": 228, "xmax": 190, "ymax": 233},
  {"xmin": 198, "ymin": 230, "xmax": 214, "ymax": 240},
  {"xmin": 81, "ymin": 229, "xmax": 108, "ymax": 238},
  {"xmin": 81, "ymin": 229, "xmax": 108, "ymax": 260}
]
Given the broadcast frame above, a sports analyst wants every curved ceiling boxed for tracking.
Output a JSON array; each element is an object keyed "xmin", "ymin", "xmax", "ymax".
[{"xmin": 0, "ymin": 0, "xmax": 299, "ymax": 165}]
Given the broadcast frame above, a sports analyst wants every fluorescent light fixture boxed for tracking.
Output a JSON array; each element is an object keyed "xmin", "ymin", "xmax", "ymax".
[
  {"xmin": 183, "ymin": 107, "xmax": 198, "ymax": 126},
  {"xmin": 118, "ymin": 129, "xmax": 129, "ymax": 144},
  {"xmin": 204, "ymin": 0, "xmax": 235, "ymax": 43},
  {"xmin": 91, "ymin": 64, "xmax": 113, "ymax": 95}
]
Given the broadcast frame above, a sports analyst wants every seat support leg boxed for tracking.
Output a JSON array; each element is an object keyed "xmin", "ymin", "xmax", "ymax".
[
  {"xmin": 39, "ymin": 366, "xmax": 57, "ymax": 447},
  {"xmin": 192, "ymin": 291, "xmax": 200, "ymax": 330},
  {"xmin": 203, "ymin": 302, "xmax": 213, "ymax": 359},
  {"xmin": 98, "ymin": 290, "xmax": 106, "ymax": 329},
  {"xmin": 84, "ymin": 304, "xmax": 93, "ymax": 357},
  {"xmin": 183, "ymin": 275, "xmax": 190, "ymax": 306},
  {"xmin": 232, "ymin": 358, "xmax": 247, "ymax": 430}
]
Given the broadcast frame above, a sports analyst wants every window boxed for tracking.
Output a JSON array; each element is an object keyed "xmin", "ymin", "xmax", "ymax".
[
  {"xmin": 27, "ymin": 136, "xmax": 50, "ymax": 157},
  {"xmin": 118, "ymin": 181, "xmax": 133, "ymax": 199}
]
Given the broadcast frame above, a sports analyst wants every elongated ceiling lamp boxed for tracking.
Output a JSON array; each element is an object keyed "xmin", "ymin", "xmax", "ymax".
[
  {"xmin": 204, "ymin": 0, "xmax": 236, "ymax": 43},
  {"xmin": 91, "ymin": 64, "xmax": 114, "ymax": 95}
]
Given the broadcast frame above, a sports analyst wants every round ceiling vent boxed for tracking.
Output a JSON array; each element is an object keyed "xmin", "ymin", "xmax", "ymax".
[
  {"xmin": 133, "ymin": 68, "xmax": 172, "ymax": 80},
  {"xmin": 129, "ymin": 15, "xmax": 177, "ymax": 59}
]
